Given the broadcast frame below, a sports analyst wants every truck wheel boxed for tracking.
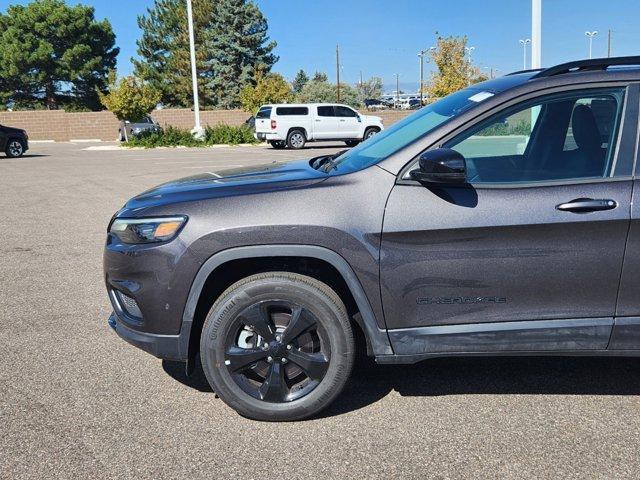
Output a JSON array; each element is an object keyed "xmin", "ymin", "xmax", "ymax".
[
  {"xmin": 287, "ymin": 130, "xmax": 306, "ymax": 149},
  {"xmin": 363, "ymin": 127, "xmax": 379, "ymax": 141},
  {"xmin": 5, "ymin": 139, "xmax": 24, "ymax": 158},
  {"xmin": 269, "ymin": 140, "xmax": 286, "ymax": 149},
  {"xmin": 345, "ymin": 140, "xmax": 360, "ymax": 147},
  {"xmin": 200, "ymin": 272, "xmax": 354, "ymax": 422}
]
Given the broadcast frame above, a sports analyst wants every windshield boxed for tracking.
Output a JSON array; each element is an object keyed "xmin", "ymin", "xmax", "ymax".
[{"xmin": 332, "ymin": 87, "xmax": 495, "ymax": 172}]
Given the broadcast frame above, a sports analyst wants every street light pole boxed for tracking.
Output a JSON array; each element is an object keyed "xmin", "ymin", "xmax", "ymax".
[
  {"xmin": 418, "ymin": 49, "xmax": 428, "ymax": 106},
  {"xmin": 585, "ymin": 31, "xmax": 598, "ymax": 59},
  {"xmin": 336, "ymin": 44, "xmax": 340, "ymax": 102},
  {"xmin": 465, "ymin": 46, "xmax": 475, "ymax": 64},
  {"xmin": 531, "ymin": 0, "xmax": 541, "ymax": 69},
  {"xmin": 186, "ymin": 0, "xmax": 203, "ymax": 138},
  {"xmin": 395, "ymin": 73, "xmax": 400, "ymax": 108},
  {"xmin": 519, "ymin": 38, "xmax": 531, "ymax": 69}
]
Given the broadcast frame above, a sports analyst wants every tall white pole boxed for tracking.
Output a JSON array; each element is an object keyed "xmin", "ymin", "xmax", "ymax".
[
  {"xmin": 531, "ymin": 0, "xmax": 541, "ymax": 69},
  {"xmin": 519, "ymin": 39, "xmax": 531, "ymax": 69},
  {"xmin": 186, "ymin": 0, "xmax": 202, "ymax": 136},
  {"xmin": 585, "ymin": 31, "xmax": 598, "ymax": 59}
]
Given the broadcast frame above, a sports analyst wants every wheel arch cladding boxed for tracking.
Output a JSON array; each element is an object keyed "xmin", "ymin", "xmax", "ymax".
[{"xmin": 182, "ymin": 245, "xmax": 393, "ymax": 366}]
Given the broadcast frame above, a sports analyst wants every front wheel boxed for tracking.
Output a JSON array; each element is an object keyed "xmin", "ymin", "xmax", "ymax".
[
  {"xmin": 363, "ymin": 127, "xmax": 379, "ymax": 141},
  {"xmin": 200, "ymin": 272, "xmax": 354, "ymax": 421},
  {"xmin": 5, "ymin": 139, "xmax": 24, "ymax": 158}
]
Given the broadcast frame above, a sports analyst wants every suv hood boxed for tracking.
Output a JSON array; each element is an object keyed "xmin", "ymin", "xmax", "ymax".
[{"xmin": 120, "ymin": 158, "xmax": 328, "ymax": 213}]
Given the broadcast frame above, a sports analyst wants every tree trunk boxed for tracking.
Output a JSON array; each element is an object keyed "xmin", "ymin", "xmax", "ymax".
[{"xmin": 45, "ymin": 82, "xmax": 56, "ymax": 110}]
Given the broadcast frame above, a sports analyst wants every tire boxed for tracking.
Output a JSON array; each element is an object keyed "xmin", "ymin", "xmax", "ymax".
[
  {"xmin": 363, "ymin": 127, "xmax": 379, "ymax": 141},
  {"xmin": 5, "ymin": 138, "xmax": 24, "ymax": 158},
  {"xmin": 345, "ymin": 140, "xmax": 360, "ymax": 147},
  {"xmin": 200, "ymin": 272, "xmax": 354, "ymax": 422},
  {"xmin": 286, "ymin": 129, "xmax": 306, "ymax": 149},
  {"xmin": 269, "ymin": 140, "xmax": 286, "ymax": 149}
]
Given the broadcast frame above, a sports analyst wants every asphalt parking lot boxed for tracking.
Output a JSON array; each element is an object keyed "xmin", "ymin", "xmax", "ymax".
[{"xmin": 2, "ymin": 141, "xmax": 640, "ymax": 479}]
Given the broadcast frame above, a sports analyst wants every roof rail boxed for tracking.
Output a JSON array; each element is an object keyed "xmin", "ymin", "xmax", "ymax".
[
  {"xmin": 506, "ymin": 68, "xmax": 544, "ymax": 76},
  {"xmin": 531, "ymin": 56, "xmax": 640, "ymax": 79}
]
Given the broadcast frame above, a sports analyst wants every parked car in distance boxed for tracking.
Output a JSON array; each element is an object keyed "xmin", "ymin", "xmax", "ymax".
[
  {"xmin": 364, "ymin": 98, "xmax": 392, "ymax": 110},
  {"xmin": 0, "ymin": 124, "xmax": 29, "ymax": 157},
  {"xmin": 407, "ymin": 98, "xmax": 421, "ymax": 109},
  {"xmin": 254, "ymin": 103, "xmax": 384, "ymax": 149},
  {"xmin": 105, "ymin": 56, "xmax": 640, "ymax": 422},
  {"xmin": 119, "ymin": 116, "xmax": 162, "ymax": 141}
]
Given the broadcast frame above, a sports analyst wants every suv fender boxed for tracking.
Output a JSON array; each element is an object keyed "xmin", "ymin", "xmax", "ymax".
[{"xmin": 181, "ymin": 245, "xmax": 393, "ymax": 369}]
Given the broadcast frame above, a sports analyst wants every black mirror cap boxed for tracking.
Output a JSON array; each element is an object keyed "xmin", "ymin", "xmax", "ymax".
[{"xmin": 410, "ymin": 148, "xmax": 467, "ymax": 184}]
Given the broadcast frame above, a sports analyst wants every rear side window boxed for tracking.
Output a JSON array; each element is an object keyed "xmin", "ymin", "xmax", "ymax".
[
  {"xmin": 317, "ymin": 106, "xmax": 335, "ymax": 117},
  {"xmin": 275, "ymin": 107, "xmax": 309, "ymax": 116},
  {"xmin": 335, "ymin": 106, "xmax": 358, "ymax": 117},
  {"xmin": 256, "ymin": 107, "xmax": 272, "ymax": 119}
]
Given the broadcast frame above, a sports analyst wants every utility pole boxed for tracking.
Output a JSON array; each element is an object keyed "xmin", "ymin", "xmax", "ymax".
[
  {"xmin": 607, "ymin": 29, "xmax": 612, "ymax": 57},
  {"xmin": 585, "ymin": 31, "xmax": 598, "ymax": 59},
  {"xmin": 531, "ymin": 0, "xmax": 541, "ymax": 69},
  {"xmin": 186, "ymin": 0, "xmax": 203, "ymax": 138},
  {"xmin": 519, "ymin": 38, "xmax": 531, "ymax": 70},
  {"xmin": 336, "ymin": 44, "xmax": 340, "ymax": 102}
]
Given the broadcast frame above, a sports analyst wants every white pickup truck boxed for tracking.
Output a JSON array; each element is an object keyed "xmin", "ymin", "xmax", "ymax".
[{"xmin": 254, "ymin": 103, "xmax": 384, "ymax": 149}]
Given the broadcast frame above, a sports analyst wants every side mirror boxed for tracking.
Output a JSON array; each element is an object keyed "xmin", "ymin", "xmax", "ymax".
[{"xmin": 410, "ymin": 148, "xmax": 467, "ymax": 184}]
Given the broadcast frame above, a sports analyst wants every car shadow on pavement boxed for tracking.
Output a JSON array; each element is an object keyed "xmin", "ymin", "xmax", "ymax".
[
  {"xmin": 3, "ymin": 154, "xmax": 50, "ymax": 159},
  {"xmin": 163, "ymin": 355, "xmax": 640, "ymax": 417}
]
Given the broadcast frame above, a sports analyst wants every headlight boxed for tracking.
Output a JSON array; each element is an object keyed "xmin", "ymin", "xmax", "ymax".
[
  {"xmin": 109, "ymin": 216, "xmax": 187, "ymax": 244},
  {"xmin": 133, "ymin": 127, "xmax": 142, "ymax": 134}
]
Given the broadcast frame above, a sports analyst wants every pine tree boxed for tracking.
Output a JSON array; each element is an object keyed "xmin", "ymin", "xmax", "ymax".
[
  {"xmin": 292, "ymin": 70, "xmax": 309, "ymax": 93},
  {"xmin": 312, "ymin": 71, "xmax": 329, "ymax": 83},
  {"xmin": 0, "ymin": 0, "xmax": 118, "ymax": 110},
  {"xmin": 134, "ymin": 0, "xmax": 214, "ymax": 108},
  {"xmin": 206, "ymin": 0, "xmax": 278, "ymax": 108},
  {"xmin": 134, "ymin": 0, "xmax": 277, "ymax": 109}
]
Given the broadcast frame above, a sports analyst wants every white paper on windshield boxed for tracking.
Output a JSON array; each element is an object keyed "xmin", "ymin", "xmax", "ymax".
[{"xmin": 468, "ymin": 91, "xmax": 494, "ymax": 102}]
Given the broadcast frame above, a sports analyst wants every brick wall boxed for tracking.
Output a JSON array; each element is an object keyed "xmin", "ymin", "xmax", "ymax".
[{"xmin": 0, "ymin": 108, "xmax": 412, "ymax": 142}]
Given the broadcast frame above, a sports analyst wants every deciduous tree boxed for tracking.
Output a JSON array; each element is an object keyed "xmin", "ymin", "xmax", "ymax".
[
  {"xmin": 240, "ymin": 70, "xmax": 293, "ymax": 113},
  {"xmin": 99, "ymin": 72, "xmax": 161, "ymax": 122},
  {"xmin": 296, "ymin": 80, "xmax": 360, "ymax": 107},
  {"xmin": 357, "ymin": 76, "xmax": 383, "ymax": 101},
  {"xmin": 426, "ymin": 34, "xmax": 487, "ymax": 99}
]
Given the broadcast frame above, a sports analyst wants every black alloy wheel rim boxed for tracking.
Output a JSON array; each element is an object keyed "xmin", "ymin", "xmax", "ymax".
[
  {"xmin": 8, "ymin": 141, "xmax": 22, "ymax": 156},
  {"xmin": 223, "ymin": 300, "xmax": 331, "ymax": 403}
]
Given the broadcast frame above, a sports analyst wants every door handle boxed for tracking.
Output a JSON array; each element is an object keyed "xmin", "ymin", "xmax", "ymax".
[
  {"xmin": 339, "ymin": 119, "xmax": 346, "ymax": 122},
  {"xmin": 556, "ymin": 198, "xmax": 617, "ymax": 213}
]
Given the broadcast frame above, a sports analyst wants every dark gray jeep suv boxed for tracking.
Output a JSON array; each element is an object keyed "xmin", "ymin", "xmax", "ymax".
[{"xmin": 105, "ymin": 57, "xmax": 640, "ymax": 421}]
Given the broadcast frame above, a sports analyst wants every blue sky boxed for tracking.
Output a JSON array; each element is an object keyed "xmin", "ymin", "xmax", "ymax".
[{"xmin": 2, "ymin": 0, "xmax": 640, "ymax": 92}]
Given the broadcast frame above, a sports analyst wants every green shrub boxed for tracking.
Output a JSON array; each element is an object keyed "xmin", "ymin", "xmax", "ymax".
[
  {"xmin": 125, "ymin": 124, "xmax": 258, "ymax": 148},
  {"xmin": 205, "ymin": 124, "xmax": 257, "ymax": 145}
]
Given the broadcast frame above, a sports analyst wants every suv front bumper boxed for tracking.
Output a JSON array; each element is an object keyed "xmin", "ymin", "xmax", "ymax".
[{"xmin": 108, "ymin": 311, "xmax": 189, "ymax": 361}]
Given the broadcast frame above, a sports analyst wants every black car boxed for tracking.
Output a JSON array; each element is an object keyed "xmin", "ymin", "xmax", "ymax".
[
  {"xmin": 105, "ymin": 56, "xmax": 640, "ymax": 421},
  {"xmin": 1, "ymin": 124, "xmax": 29, "ymax": 157}
]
